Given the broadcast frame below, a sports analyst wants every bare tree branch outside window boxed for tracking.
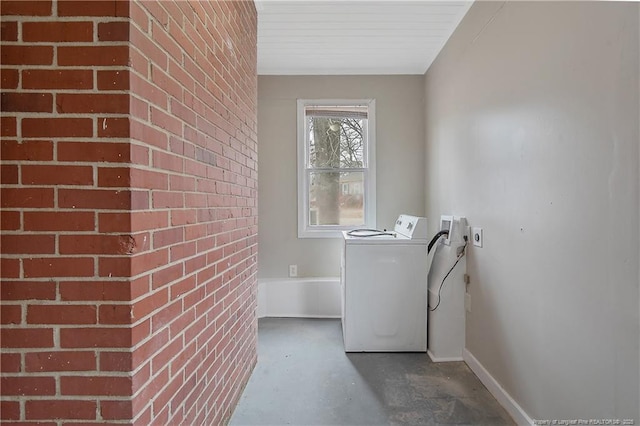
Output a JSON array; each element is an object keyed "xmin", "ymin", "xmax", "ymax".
[{"xmin": 307, "ymin": 109, "xmax": 366, "ymax": 226}]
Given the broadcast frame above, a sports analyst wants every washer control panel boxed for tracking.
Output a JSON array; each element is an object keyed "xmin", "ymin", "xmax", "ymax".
[{"xmin": 394, "ymin": 215, "xmax": 428, "ymax": 239}]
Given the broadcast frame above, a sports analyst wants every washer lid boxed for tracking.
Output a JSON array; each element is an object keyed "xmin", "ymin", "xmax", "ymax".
[
  {"xmin": 345, "ymin": 229, "xmax": 396, "ymax": 238},
  {"xmin": 342, "ymin": 230, "xmax": 427, "ymax": 245}
]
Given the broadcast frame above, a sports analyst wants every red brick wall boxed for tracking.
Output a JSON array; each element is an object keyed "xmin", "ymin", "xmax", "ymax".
[
  {"xmin": 126, "ymin": 1, "xmax": 258, "ymax": 424},
  {"xmin": 0, "ymin": 0, "xmax": 258, "ymax": 424}
]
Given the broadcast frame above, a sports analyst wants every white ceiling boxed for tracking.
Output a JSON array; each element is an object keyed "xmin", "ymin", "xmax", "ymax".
[{"xmin": 256, "ymin": 0, "xmax": 473, "ymax": 75}]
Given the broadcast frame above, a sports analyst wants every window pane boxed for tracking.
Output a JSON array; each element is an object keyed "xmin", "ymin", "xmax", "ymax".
[
  {"xmin": 308, "ymin": 115, "xmax": 365, "ymax": 169},
  {"xmin": 309, "ymin": 171, "xmax": 364, "ymax": 226}
]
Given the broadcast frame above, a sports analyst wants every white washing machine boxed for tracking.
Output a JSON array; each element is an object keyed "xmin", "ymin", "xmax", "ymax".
[{"xmin": 341, "ymin": 214, "xmax": 429, "ymax": 352}]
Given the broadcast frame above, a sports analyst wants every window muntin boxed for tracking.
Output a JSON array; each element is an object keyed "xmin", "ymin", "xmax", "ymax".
[{"xmin": 297, "ymin": 99, "xmax": 376, "ymax": 238}]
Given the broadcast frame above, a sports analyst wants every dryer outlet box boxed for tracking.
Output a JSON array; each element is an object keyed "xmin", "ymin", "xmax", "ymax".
[
  {"xmin": 440, "ymin": 215, "xmax": 467, "ymax": 245},
  {"xmin": 471, "ymin": 228, "xmax": 483, "ymax": 247}
]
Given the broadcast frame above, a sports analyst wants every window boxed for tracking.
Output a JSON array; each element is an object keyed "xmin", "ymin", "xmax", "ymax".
[{"xmin": 297, "ymin": 99, "xmax": 376, "ymax": 238}]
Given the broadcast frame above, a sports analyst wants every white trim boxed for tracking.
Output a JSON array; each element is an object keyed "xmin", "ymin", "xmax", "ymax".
[
  {"xmin": 427, "ymin": 350, "xmax": 463, "ymax": 363},
  {"xmin": 463, "ymin": 349, "xmax": 533, "ymax": 426},
  {"xmin": 258, "ymin": 277, "xmax": 341, "ymax": 318},
  {"xmin": 296, "ymin": 99, "xmax": 376, "ymax": 238}
]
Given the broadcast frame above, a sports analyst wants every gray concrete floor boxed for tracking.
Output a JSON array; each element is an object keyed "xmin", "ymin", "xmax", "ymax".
[{"xmin": 230, "ymin": 318, "xmax": 514, "ymax": 426}]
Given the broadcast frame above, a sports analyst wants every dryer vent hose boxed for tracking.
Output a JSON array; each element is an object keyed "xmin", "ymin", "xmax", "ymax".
[{"xmin": 427, "ymin": 230, "xmax": 449, "ymax": 254}]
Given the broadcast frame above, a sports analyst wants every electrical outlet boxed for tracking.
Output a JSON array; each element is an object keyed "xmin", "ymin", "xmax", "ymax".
[
  {"xmin": 288, "ymin": 264, "xmax": 297, "ymax": 278},
  {"xmin": 471, "ymin": 227, "xmax": 483, "ymax": 248}
]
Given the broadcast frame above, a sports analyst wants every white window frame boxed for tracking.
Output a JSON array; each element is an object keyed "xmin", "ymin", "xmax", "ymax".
[{"xmin": 297, "ymin": 99, "xmax": 377, "ymax": 238}]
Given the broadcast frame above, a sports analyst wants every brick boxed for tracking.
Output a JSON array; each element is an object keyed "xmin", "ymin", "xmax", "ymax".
[
  {"xmin": 1, "ymin": 1, "xmax": 52, "ymax": 16},
  {"xmin": 1, "ymin": 68, "xmax": 19, "ymax": 89},
  {"xmin": 130, "ymin": 167, "xmax": 169, "ymax": 190},
  {"xmin": 1, "ymin": 376, "xmax": 56, "ymax": 395},
  {"xmin": 0, "ymin": 304, "xmax": 21, "ymax": 324},
  {"xmin": 0, "ymin": 210, "xmax": 21, "ymax": 231},
  {"xmin": 60, "ymin": 327, "xmax": 130, "ymax": 348},
  {"xmin": 1, "ymin": 163, "xmax": 18, "ymax": 183},
  {"xmin": 0, "ymin": 258, "xmax": 20, "ymax": 278},
  {"xmin": 1, "ymin": 187, "xmax": 54, "ymax": 208},
  {"xmin": 101, "ymin": 399, "xmax": 132, "ymax": 420},
  {"xmin": 98, "ymin": 166, "xmax": 131, "ymax": 187},
  {"xmin": 153, "ymin": 147, "xmax": 185, "ymax": 173},
  {"xmin": 0, "ymin": 281, "xmax": 56, "ymax": 300},
  {"xmin": 0, "ymin": 210, "xmax": 22, "ymax": 231},
  {"xmin": 131, "ymin": 329, "xmax": 169, "ymax": 367},
  {"xmin": 130, "ymin": 121, "xmax": 168, "ymax": 149},
  {"xmin": 153, "ymin": 227, "xmax": 183, "ymax": 249},
  {"xmin": 152, "ymin": 373, "xmax": 183, "ymax": 415},
  {"xmin": 25, "ymin": 351, "xmax": 96, "ymax": 372},
  {"xmin": 100, "ymin": 351, "xmax": 131, "ymax": 372},
  {"xmin": 98, "ymin": 21, "xmax": 130, "ymax": 41},
  {"xmin": 57, "ymin": 141, "xmax": 129, "ymax": 162},
  {"xmin": 99, "ymin": 304, "xmax": 131, "ymax": 324},
  {"xmin": 129, "ymin": 93, "xmax": 149, "ymax": 122},
  {"xmin": 1, "ymin": 234, "xmax": 55, "ymax": 254},
  {"xmin": 152, "ymin": 21, "xmax": 183, "ymax": 62},
  {"xmin": 98, "ymin": 256, "xmax": 131, "ymax": 278},
  {"xmin": 151, "ymin": 263, "xmax": 183, "ymax": 291},
  {"xmin": 97, "ymin": 69, "xmax": 129, "ymax": 91},
  {"xmin": 23, "ymin": 257, "xmax": 94, "ymax": 278},
  {"xmin": 57, "ymin": 0, "xmax": 129, "ymax": 17},
  {"xmin": 25, "ymin": 400, "xmax": 96, "ymax": 420},
  {"xmin": 151, "ymin": 65, "xmax": 183, "ymax": 101},
  {"xmin": 58, "ymin": 188, "xmax": 131, "ymax": 210},
  {"xmin": 1, "ymin": 21, "xmax": 18, "ymax": 41},
  {"xmin": 152, "ymin": 191, "xmax": 184, "ymax": 209},
  {"xmin": 0, "ymin": 353, "xmax": 21, "ymax": 373},
  {"xmin": 22, "ymin": 69, "xmax": 93, "ymax": 90},
  {"xmin": 131, "ymin": 319, "xmax": 150, "ymax": 347},
  {"xmin": 59, "ymin": 280, "xmax": 130, "ymax": 301},
  {"xmin": 59, "ymin": 234, "xmax": 135, "ymax": 255},
  {"xmin": 151, "ymin": 106, "xmax": 182, "ymax": 135},
  {"xmin": 1, "ymin": 328, "xmax": 53, "ymax": 348},
  {"xmin": 130, "ymin": 276, "xmax": 149, "ymax": 300},
  {"xmin": 24, "ymin": 211, "xmax": 95, "ymax": 232},
  {"xmin": 170, "ymin": 210, "xmax": 197, "ymax": 226},
  {"xmin": 131, "ymin": 190, "xmax": 149, "ymax": 210},
  {"xmin": 0, "ymin": 45, "xmax": 53, "ymax": 65},
  {"xmin": 131, "ymin": 25, "xmax": 167, "ymax": 69},
  {"xmin": 138, "ymin": 0, "xmax": 168, "ymax": 26},
  {"xmin": 97, "ymin": 212, "xmax": 130, "ymax": 233},
  {"xmin": 1, "ymin": 116, "xmax": 17, "ymax": 136},
  {"xmin": 1, "ymin": 139, "xmax": 53, "ymax": 161},
  {"xmin": 151, "ymin": 338, "xmax": 182, "ymax": 374},
  {"xmin": 61, "ymin": 376, "xmax": 131, "ymax": 396},
  {"xmin": 58, "ymin": 46, "xmax": 129, "ymax": 66},
  {"xmin": 28, "ymin": 305, "xmax": 97, "ymax": 324},
  {"xmin": 23, "ymin": 21, "xmax": 93, "ymax": 42},
  {"xmin": 1, "ymin": 92, "xmax": 52, "ymax": 112},
  {"xmin": 22, "ymin": 165, "xmax": 93, "ymax": 185},
  {"xmin": 0, "ymin": 401, "xmax": 20, "ymax": 420},
  {"xmin": 98, "ymin": 116, "xmax": 130, "ymax": 138},
  {"xmin": 56, "ymin": 93, "xmax": 129, "ymax": 114},
  {"xmin": 101, "ymin": 210, "xmax": 168, "ymax": 233},
  {"xmin": 170, "ymin": 242, "xmax": 197, "ymax": 264},
  {"xmin": 22, "ymin": 118, "xmax": 93, "ymax": 138},
  {"xmin": 131, "ymin": 288, "xmax": 168, "ymax": 320}
]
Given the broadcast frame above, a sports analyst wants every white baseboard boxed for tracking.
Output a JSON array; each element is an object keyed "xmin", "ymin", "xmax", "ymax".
[
  {"xmin": 257, "ymin": 277, "xmax": 341, "ymax": 319},
  {"xmin": 427, "ymin": 350, "xmax": 463, "ymax": 363},
  {"xmin": 463, "ymin": 349, "xmax": 533, "ymax": 426}
]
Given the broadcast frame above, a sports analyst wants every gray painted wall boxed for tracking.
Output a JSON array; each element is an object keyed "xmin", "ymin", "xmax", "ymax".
[
  {"xmin": 258, "ymin": 75, "xmax": 425, "ymax": 278},
  {"xmin": 425, "ymin": 1, "xmax": 639, "ymax": 420}
]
